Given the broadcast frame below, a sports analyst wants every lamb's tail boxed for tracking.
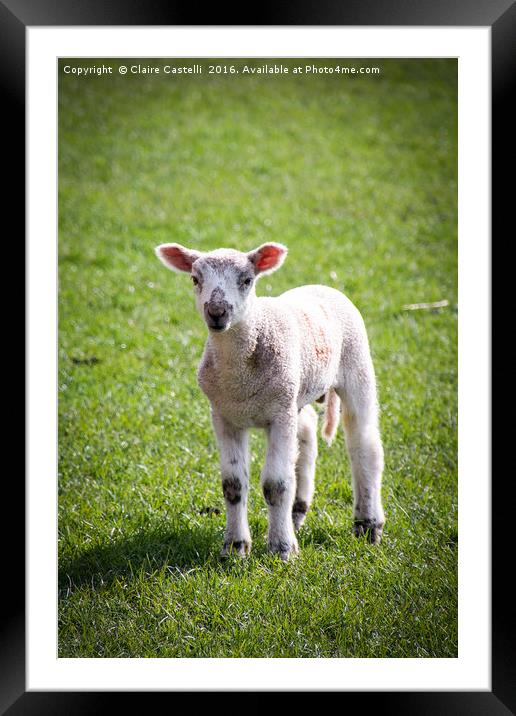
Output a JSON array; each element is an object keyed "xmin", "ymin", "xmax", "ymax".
[{"xmin": 321, "ymin": 388, "xmax": 340, "ymax": 446}]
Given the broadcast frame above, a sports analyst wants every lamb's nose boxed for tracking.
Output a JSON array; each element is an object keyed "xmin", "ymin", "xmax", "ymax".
[{"xmin": 208, "ymin": 304, "xmax": 226, "ymax": 318}]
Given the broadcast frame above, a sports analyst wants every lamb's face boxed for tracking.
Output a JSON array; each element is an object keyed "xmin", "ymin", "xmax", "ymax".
[
  {"xmin": 155, "ymin": 242, "xmax": 287, "ymax": 333},
  {"xmin": 190, "ymin": 250, "xmax": 255, "ymax": 332}
]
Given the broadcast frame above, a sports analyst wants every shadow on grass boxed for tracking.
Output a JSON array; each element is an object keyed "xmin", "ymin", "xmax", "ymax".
[
  {"xmin": 59, "ymin": 517, "xmax": 376, "ymax": 596},
  {"xmin": 58, "ymin": 522, "xmax": 223, "ymax": 594}
]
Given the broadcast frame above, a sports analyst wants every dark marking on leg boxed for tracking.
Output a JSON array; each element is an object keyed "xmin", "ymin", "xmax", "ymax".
[
  {"xmin": 269, "ymin": 538, "xmax": 292, "ymax": 553},
  {"xmin": 356, "ymin": 489, "xmax": 372, "ymax": 516},
  {"xmin": 267, "ymin": 537, "xmax": 299, "ymax": 561},
  {"xmin": 263, "ymin": 480, "xmax": 287, "ymax": 506},
  {"xmin": 292, "ymin": 499, "xmax": 309, "ymax": 531},
  {"xmin": 222, "ymin": 476, "xmax": 242, "ymax": 505},
  {"xmin": 293, "ymin": 500, "xmax": 308, "ymax": 515},
  {"xmin": 225, "ymin": 540, "xmax": 244, "ymax": 551},
  {"xmin": 221, "ymin": 538, "xmax": 251, "ymax": 557},
  {"xmin": 229, "ymin": 457, "xmax": 238, "ymax": 466},
  {"xmin": 353, "ymin": 518, "xmax": 384, "ymax": 545}
]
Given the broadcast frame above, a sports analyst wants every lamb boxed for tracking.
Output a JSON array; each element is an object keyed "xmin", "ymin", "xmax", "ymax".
[{"xmin": 155, "ymin": 241, "xmax": 385, "ymax": 561}]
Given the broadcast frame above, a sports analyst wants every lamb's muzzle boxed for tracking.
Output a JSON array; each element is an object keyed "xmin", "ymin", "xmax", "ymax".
[
  {"xmin": 204, "ymin": 298, "xmax": 232, "ymax": 331},
  {"xmin": 155, "ymin": 241, "xmax": 385, "ymax": 560}
]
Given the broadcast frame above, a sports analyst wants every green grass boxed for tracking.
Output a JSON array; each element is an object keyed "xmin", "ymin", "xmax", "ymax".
[{"xmin": 58, "ymin": 58, "xmax": 457, "ymax": 658}]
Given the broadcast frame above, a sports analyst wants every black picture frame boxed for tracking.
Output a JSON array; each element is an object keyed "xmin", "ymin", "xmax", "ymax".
[{"xmin": 5, "ymin": 0, "xmax": 511, "ymax": 712}]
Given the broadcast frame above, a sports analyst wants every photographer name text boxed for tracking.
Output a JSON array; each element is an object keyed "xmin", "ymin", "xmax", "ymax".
[{"xmin": 62, "ymin": 63, "xmax": 381, "ymax": 77}]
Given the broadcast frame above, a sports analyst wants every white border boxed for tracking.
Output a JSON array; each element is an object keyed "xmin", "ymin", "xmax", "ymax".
[{"xmin": 27, "ymin": 27, "xmax": 490, "ymax": 691}]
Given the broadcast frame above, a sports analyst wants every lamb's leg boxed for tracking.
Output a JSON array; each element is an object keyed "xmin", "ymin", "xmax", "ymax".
[
  {"xmin": 262, "ymin": 413, "xmax": 299, "ymax": 561},
  {"xmin": 293, "ymin": 405, "xmax": 318, "ymax": 531},
  {"xmin": 337, "ymin": 387, "xmax": 385, "ymax": 545},
  {"xmin": 211, "ymin": 410, "xmax": 251, "ymax": 557}
]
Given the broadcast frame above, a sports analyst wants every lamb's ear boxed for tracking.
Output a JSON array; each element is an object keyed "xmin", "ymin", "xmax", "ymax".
[
  {"xmin": 155, "ymin": 243, "xmax": 202, "ymax": 273},
  {"xmin": 247, "ymin": 243, "xmax": 288, "ymax": 276}
]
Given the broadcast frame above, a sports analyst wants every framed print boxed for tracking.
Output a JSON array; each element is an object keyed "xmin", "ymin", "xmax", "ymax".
[{"xmin": 4, "ymin": 0, "xmax": 512, "ymax": 712}]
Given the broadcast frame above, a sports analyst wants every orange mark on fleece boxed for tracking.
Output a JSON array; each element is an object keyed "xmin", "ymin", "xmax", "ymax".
[{"xmin": 301, "ymin": 312, "xmax": 332, "ymax": 364}]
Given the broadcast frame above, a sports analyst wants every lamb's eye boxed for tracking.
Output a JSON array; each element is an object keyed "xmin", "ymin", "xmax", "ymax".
[
  {"xmin": 243, "ymin": 277, "xmax": 252, "ymax": 287},
  {"xmin": 191, "ymin": 276, "xmax": 199, "ymax": 286}
]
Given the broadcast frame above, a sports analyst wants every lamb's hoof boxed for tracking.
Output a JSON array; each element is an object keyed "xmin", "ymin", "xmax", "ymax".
[
  {"xmin": 221, "ymin": 539, "xmax": 251, "ymax": 558},
  {"xmin": 268, "ymin": 539, "xmax": 299, "ymax": 562},
  {"xmin": 353, "ymin": 519, "xmax": 384, "ymax": 545},
  {"xmin": 292, "ymin": 500, "xmax": 309, "ymax": 532}
]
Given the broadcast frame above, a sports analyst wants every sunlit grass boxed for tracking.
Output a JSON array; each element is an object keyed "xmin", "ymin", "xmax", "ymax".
[{"xmin": 58, "ymin": 58, "xmax": 457, "ymax": 658}]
